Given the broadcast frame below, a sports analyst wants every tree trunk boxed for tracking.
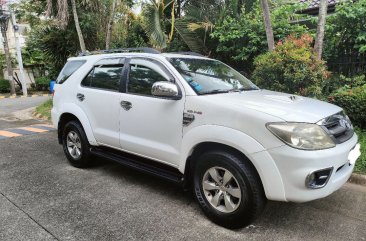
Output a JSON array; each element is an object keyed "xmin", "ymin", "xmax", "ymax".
[
  {"xmin": 176, "ymin": 0, "xmax": 181, "ymax": 18},
  {"xmin": 71, "ymin": 0, "xmax": 86, "ymax": 52},
  {"xmin": 1, "ymin": 30, "xmax": 16, "ymax": 95},
  {"xmin": 260, "ymin": 0, "xmax": 275, "ymax": 51},
  {"xmin": 106, "ymin": 0, "xmax": 118, "ymax": 50},
  {"xmin": 314, "ymin": 0, "xmax": 328, "ymax": 59}
]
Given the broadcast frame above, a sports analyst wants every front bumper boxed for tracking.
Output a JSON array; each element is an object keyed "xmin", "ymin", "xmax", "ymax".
[{"xmin": 265, "ymin": 133, "xmax": 359, "ymax": 202}]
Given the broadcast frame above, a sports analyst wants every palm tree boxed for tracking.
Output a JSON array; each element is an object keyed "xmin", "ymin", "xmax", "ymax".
[
  {"xmin": 46, "ymin": 0, "xmax": 86, "ymax": 52},
  {"xmin": 314, "ymin": 0, "xmax": 328, "ymax": 59},
  {"xmin": 142, "ymin": 0, "xmax": 175, "ymax": 50}
]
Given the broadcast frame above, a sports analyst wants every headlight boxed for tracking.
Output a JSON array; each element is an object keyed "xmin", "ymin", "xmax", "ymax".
[{"xmin": 267, "ymin": 123, "xmax": 335, "ymax": 150}]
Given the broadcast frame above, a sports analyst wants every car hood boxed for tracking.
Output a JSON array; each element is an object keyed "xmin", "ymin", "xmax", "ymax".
[{"xmin": 206, "ymin": 90, "xmax": 342, "ymax": 123}]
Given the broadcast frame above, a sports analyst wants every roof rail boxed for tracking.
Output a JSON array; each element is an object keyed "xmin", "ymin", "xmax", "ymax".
[
  {"xmin": 168, "ymin": 51, "xmax": 204, "ymax": 57},
  {"xmin": 78, "ymin": 47, "xmax": 161, "ymax": 57}
]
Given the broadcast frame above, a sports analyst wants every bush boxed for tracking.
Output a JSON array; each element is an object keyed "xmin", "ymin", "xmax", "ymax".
[
  {"xmin": 322, "ymin": 74, "xmax": 366, "ymax": 96},
  {"xmin": 324, "ymin": 0, "xmax": 366, "ymax": 69},
  {"xmin": 211, "ymin": 3, "xmax": 310, "ymax": 73},
  {"xmin": 355, "ymin": 128, "xmax": 366, "ymax": 174},
  {"xmin": 252, "ymin": 34, "xmax": 330, "ymax": 97},
  {"xmin": 0, "ymin": 79, "xmax": 10, "ymax": 93},
  {"xmin": 35, "ymin": 76, "xmax": 50, "ymax": 91},
  {"xmin": 328, "ymin": 84, "xmax": 366, "ymax": 129}
]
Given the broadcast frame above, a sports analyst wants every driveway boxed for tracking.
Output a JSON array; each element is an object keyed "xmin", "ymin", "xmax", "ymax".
[
  {"xmin": 0, "ymin": 96, "xmax": 50, "ymax": 129},
  {"xmin": 0, "ymin": 131, "xmax": 365, "ymax": 241}
]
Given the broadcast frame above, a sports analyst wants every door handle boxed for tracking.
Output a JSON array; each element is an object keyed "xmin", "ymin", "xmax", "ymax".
[
  {"xmin": 77, "ymin": 93, "xmax": 85, "ymax": 101},
  {"xmin": 120, "ymin": 101, "xmax": 132, "ymax": 111}
]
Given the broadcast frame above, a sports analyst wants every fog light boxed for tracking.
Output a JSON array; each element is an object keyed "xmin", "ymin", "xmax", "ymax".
[{"xmin": 305, "ymin": 167, "xmax": 333, "ymax": 189}]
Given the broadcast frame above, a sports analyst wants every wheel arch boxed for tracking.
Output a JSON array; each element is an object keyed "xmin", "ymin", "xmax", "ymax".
[
  {"xmin": 185, "ymin": 142, "xmax": 264, "ymax": 188},
  {"xmin": 57, "ymin": 103, "xmax": 97, "ymax": 146},
  {"xmin": 180, "ymin": 125, "xmax": 286, "ymax": 201}
]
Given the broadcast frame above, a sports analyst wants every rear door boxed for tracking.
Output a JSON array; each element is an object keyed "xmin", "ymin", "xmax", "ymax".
[
  {"xmin": 119, "ymin": 58, "xmax": 185, "ymax": 166},
  {"xmin": 77, "ymin": 57, "xmax": 124, "ymax": 148}
]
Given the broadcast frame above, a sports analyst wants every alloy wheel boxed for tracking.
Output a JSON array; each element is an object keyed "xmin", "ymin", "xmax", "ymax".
[
  {"xmin": 202, "ymin": 167, "xmax": 242, "ymax": 213},
  {"xmin": 66, "ymin": 131, "xmax": 82, "ymax": 159}
]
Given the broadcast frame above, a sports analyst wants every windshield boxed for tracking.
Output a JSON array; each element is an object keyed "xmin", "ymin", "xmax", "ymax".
[{"xmin": 169, "ymin": 58, "xmax": 259, "ymax": 95}]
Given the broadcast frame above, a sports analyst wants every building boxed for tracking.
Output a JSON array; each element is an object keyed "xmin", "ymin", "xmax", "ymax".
[{"xmin": 297, "ymin": 0, "xmax": 342, "ymax": 15}]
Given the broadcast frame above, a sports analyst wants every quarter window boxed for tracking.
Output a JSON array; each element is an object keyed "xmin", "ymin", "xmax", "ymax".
[
  {"xmin": 128, "ymin": 64, "xmax": 169, "ymax": 96},
  {"xmin": 56, "ymin": 60, "xmax": 86, "ymax": 84}
]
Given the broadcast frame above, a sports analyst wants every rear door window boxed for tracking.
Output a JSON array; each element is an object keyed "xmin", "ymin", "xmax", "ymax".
[
  {"xmin": 56, "ymin": 60, "xmax": 86, "ymax": 84},
  {"xmin": 90, "ymin": 65, "xmax": 123, "ymax": 91},
  {"xmin": 81, "ymin": 58, "xmax": 124, "ymax": 91}
]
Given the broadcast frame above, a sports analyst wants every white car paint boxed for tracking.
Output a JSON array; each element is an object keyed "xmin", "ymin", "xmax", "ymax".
[{"xmin": 52, "ymin": 52, "xmax": 360, "ymax": 203}]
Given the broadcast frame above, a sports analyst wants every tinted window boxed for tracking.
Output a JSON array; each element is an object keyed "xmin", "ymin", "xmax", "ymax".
[
  {"xmin": 81, "ymin": 64, "xmax": 123, "ymax": 91},
  {"xmin": 128, "ymin": 65, "xmax": 168, "ymax": 95},
  {"xmin": 81, "ymin": 69, "xmax": 93, "ymax": 87},
  {"xmin": 56, "ymin": 60, "xmax": 86, "ymax": 84}
]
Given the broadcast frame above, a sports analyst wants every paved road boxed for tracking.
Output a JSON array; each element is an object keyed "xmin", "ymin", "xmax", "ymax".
[
  {"xmin": 0, "ymin": 132, "xmax": 365, "ymax": 241},
  {"xmin": 0, "ymin": 96, "xmax": 50, "ymax": 129}
]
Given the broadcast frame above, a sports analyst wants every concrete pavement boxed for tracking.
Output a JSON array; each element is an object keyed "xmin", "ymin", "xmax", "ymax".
[
  {"xmin": 0, "ymin": 96, "xmax": 50, "ymax": 129},
  {"xmin": 0, "ymin": 132, "xmax": 365, "ymax": 241}
]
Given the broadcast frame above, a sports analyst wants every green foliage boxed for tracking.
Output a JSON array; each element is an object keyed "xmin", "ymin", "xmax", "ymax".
[
  {"xmin": 0, "ymin": 53, "xmax": 6, "ymax": 68},
  {"xmin": 324, "ymin": 0, "xmax": 366, "ymax": 62},
  {"xmin": 35, "ymin": 99, "xmax": 53, "ymax": 120},
  {"xmin": 34, "ymin": 76, "xmax": 50, "ymax": 91},
  {"xmin": 211, "ymin": 3, "xmax": 310, "ymax": 72},
  {"xmin": 27, "ymin": 17, "xmax": 98, "ymax": 72},
  {"xmin": 354, "ymin": 128, "xmax": 366, "ymax": 174},
  {"xmin": 328, "ymin": 84, "xmax": 366, "ymax": 129},
  {"xmin": 322, "ymin": 74, "xmax": 366, "ymax": 96},
  {"xmin": 252, "ymin": 35, "xmax": 329, "ymax": 97},
  {"xmin": 141, "ymin": 0, "xmax": 172, "ymax": 49},
  {"xmin": 165, "ymin": 34, "xmax": 190, "ymax": 52},
  {"xmin": 0, "ymin": 79, "xmax": 10, "ymax": 93},
  {"xmin": 11, "ymin": 0, "xmax": 46, "ymax": 26},
  {"xmin": 111, "ymin": 15, "xmax": 148, "ymax": 49}
]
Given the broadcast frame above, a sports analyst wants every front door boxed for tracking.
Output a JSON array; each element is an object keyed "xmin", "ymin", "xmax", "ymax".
[{"xmin": 119, "ymin": 58, "xmax": 185, "ymax": 166}]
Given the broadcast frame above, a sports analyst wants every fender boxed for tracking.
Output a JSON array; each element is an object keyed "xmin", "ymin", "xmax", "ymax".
[
  {"xmin": 58, "ymin": 102, "xmax": 98, "ymax": 145},
  {"xmin": 180, "ymin": 125, "xmax": 286, "ymax": 201}
]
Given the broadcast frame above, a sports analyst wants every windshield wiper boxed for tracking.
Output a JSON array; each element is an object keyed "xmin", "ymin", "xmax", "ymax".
[
  {"xmin": 229, "ymin": 87, "xmax": 259, "ymax": 92},
  {"xmin": 200, "ymin": 89, "xmax": 231, "ymax": 95}
]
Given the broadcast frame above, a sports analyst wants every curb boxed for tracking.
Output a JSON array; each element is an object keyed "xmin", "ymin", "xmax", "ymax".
[
  {"xmin": 32, "ymin": 111, "xmax": 50, "ymax": 121},
  {"xmin": 0, "ymin": 94, "xmax": 52, "ymax": 99},
  {"xmin": 348, "ymin": 173, "xmax": 366, "ymax": 186}
]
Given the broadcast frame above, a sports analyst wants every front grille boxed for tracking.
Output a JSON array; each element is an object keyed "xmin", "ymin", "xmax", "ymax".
[{"xmin": 319, "ymin": 112, "xmax": 354, "ymax": 144}]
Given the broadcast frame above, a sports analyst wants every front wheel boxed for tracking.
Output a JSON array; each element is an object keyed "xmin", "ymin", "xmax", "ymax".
[{"xmin": 193, "ymin": 150, "xmax": 266, "ymax": 229}]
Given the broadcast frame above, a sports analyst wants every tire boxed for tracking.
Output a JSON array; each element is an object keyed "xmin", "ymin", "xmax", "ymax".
[
  {"xmin": 193, "ymin": 149, "xmax": 266, "ymax": 229},
  {"xmin": 62, "ymin": 120, "xmax": 92, "ymax": 168}
]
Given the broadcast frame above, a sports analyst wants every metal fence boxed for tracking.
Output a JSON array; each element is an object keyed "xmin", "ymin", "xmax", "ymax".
[{"xmin": 327, "ymin": 53, "xmax": 366, "ymax": 76}]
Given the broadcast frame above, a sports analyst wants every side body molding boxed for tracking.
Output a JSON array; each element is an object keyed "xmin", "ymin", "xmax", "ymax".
[{"xmin": 180, "ymin": 125, "xmax": 286, "ymax": 201}]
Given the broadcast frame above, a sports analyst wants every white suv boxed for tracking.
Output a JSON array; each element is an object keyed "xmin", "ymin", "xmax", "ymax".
[{"xmin": 52, "ymin": 48, "xmax": 361, "ymax": 229}]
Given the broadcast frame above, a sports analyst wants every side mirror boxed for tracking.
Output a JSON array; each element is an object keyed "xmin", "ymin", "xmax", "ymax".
[{"xmin": 152, "ymin": 81, "xmax": 181, "ymax": 99}]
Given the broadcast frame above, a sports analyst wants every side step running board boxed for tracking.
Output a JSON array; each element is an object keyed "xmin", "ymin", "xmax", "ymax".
[{"xmin": 90, "ymin": 147, "xmax": 185, "ymax": 186}]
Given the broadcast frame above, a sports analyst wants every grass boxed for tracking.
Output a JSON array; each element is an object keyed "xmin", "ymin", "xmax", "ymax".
[
  {"xmin": 354, "ymin": 128, "xmax": 366, "ymax": 174},
  {"xmin": 35, "ymin": 99, "xmax": 53, "ymax": 120},
  {"xmin": 33, "ymin": 98, "xmax": 366, "ymax": 174}
]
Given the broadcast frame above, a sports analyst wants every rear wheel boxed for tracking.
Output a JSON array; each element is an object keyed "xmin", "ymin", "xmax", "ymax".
[
  {"xmin": 62, "ymin": 121, "xmax": 92, "ymax": 168},
  {"xmin": 193, "ymin": 150, "xmax": 266, "ymax": 229}
]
